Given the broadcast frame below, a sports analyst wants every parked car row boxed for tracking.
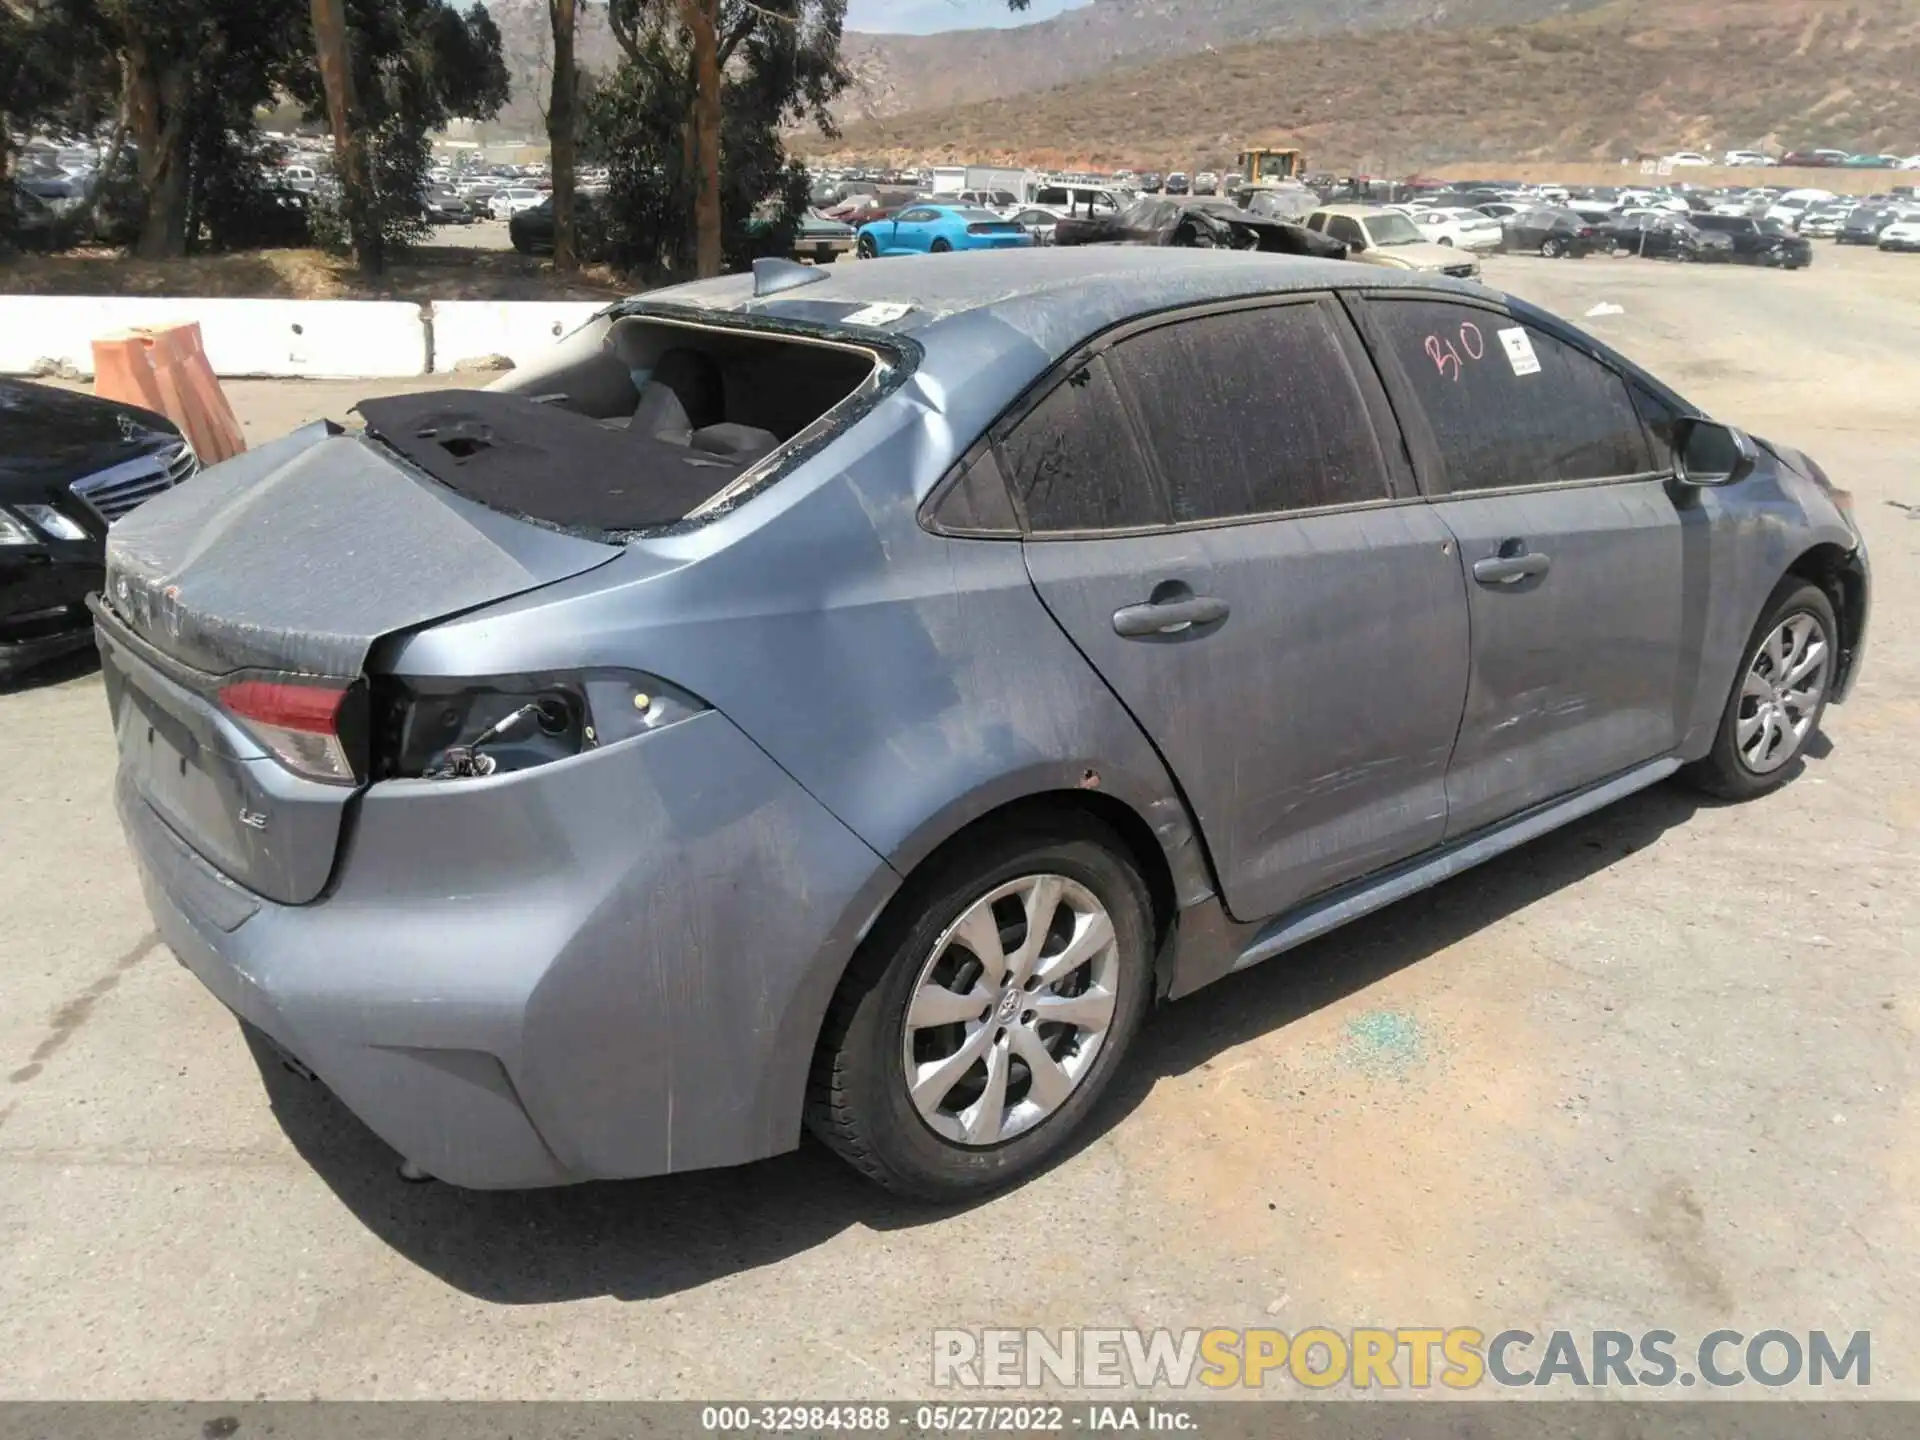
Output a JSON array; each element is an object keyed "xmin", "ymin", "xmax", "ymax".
[{"xmin": 1665, "ymin": 148, "xmax": 1920, "ymax": 169}]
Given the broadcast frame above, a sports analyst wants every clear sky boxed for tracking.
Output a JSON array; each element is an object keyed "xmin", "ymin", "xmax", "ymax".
[{"xmin": 846, "ymin": 0, "xmax": 1087, "ymax": 35}]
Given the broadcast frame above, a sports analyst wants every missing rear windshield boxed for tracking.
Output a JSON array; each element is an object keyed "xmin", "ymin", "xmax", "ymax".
[{"xmin": 357, "ymin": 315, "xmax": 888, "ymax": 538}]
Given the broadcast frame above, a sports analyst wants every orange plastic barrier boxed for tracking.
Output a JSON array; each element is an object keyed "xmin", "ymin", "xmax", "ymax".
[{"xmin": 92, "ymin": 321, "xmax": 247, "ymax": 465}]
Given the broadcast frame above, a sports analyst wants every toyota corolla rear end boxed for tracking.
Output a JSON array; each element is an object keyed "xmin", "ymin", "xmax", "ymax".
[{"xmin": 95, "ymin": 314, "xmax": 905, "ymax": 1187}]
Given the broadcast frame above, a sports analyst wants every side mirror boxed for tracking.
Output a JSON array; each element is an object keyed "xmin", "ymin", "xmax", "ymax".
[{"xmin": 1672, "ymin": 417, "xmax": 1759, "ymax": 487}]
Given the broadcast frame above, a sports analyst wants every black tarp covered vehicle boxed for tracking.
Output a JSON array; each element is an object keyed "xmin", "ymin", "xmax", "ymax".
[{"xmin": 1053, "ymin": 195, "xmax": 1346, "ymax": 257}]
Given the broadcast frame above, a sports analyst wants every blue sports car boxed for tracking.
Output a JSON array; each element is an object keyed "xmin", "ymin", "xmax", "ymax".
[{"xmin": 856, "ymin": 203, "xmax": 1032, "ymax": 257}]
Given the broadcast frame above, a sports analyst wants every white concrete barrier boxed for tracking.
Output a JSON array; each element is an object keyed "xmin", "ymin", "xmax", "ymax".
[
  {"xmin": 0, "ymin": 296, "xmax": 430, "ymax": 379},
  {"xmin": 429, "ymin": 300, "xmax": 607, "ymax": 373}
]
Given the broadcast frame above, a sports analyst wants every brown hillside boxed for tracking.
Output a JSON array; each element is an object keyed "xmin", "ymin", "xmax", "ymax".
[
  {"xmin": 483, "ymin": 0, "xmax": 1611, "ymax": 128},
  {"xmin": 808, "ymin": 0, "xmax": 1920, "ymax": 171},
  {"xmin": 835, "ymin": 0, "xmax": 1611, "ymax": 123}
]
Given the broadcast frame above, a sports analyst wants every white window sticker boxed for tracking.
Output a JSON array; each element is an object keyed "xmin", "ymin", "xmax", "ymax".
[
  {"xmin": 1497, "ymin": 326, "xmax": 1541, "ymax": 377},
  {"xmin": 840, "ymin": 301, "xmax": 914, "ymax": 327}
]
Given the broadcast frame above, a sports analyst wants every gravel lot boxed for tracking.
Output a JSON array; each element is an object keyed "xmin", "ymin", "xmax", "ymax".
[{"xmin": 2, "ymin": 245, "xmax": 1916, "ymax": 1399}]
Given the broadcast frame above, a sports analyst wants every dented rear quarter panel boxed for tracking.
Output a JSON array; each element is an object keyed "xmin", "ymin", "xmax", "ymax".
[{"xmin": 378, "ymin": 304, "xmax": 1224, "ymax": 1158}]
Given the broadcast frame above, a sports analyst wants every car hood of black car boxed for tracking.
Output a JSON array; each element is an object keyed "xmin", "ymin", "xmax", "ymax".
[{"xmin": 0, "ymin": 378, "xmax": 182, "ymax": 494}]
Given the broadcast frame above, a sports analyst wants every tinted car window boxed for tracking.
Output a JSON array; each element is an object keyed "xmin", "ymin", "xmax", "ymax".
[
  {"xmin": 1325, "ymin": 216, "xmax": 1366, "ymax": 247},
  {"xmin": 999, "ymin": 359, "xmax": 1164, "ymax": 532},
  {"xmin": 928, "ymin": 447, "xmax": 1019, "ymax": 535},
  {"xmin": 1365, "ymin": 298, "xmax": 1654, "ymax": 492},
  {"xmin": 1106, "ymin": 306, "xmax": 1391, "ymax": 523},
  {"xmin": 1630, "ymin": 384, "xmax": 1684, "ymax": 471}
]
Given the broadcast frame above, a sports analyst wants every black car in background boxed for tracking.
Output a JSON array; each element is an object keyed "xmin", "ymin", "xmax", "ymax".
[
  {"xmin": 1689, "ymin": 213, "xmax": 1814, "ymax": 267},
  {"xmin": 1, "ymin": 380, "xmax": 196, "ymax": 679},
  {"xmin": 508, "ymin": 193, "xmax": 604, "ymax": 254},
  {"xmin": 1839, "ymin": 204, "xmax": 1917, "ymax": 245},
  {"xmin": 1592, "ymin": 212, "xmax": 1735, "ymax": 262},
  {"xmin": 423, "ymin": 188, "xmax": 476, "ymax": 224},
  {"xmin": 1500, "ymin": 206, "xmax": 1601, "ymax": 258}
]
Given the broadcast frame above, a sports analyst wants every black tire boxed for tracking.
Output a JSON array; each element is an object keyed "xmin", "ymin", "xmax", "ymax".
[
  {"xmin": 856, "ymin": 234, "xmax": 878, "ymax": 259},
  {"xmin": 1438, "ymin": 236, "xmax": 1454, "ymax": 247},
  {"xmin": 1603, "ymin": 237, "xmax": 1621, "ymax": 256},
  {"xmin": 1680, "ymin": 578, "xmax": 1838, "ymax": 802},
  {"xmin": 1542, "ymin": 236, "xmax": 1567, "ymax": 259},
  {"xmin": 930, "ymin": 238, "xmax": 952, "ymax": 253},
  {"xmin": 806, "ymin": 816, "xmax": 1155, "ymax": 1200}
]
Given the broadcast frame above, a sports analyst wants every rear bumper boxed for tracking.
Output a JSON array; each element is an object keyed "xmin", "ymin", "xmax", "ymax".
[{"xmin": 117, "ymin": 708, "xmax": 897, "ymax": 1189}]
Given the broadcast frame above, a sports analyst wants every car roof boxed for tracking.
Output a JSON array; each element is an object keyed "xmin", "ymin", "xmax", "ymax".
[
  {"xmin": 1312, "ymin": 203, "xmax": 1399, "ymax": 218},
  {"xmin": 637, "ymin": 248, "xmax": 1465, "ymax": 367}
]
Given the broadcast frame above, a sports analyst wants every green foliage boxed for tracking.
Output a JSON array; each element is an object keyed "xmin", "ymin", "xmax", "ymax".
[
  {"xmin": 5, "ymin": 0, "xmax": 508, "ymax": 263},
  {"xmin": 585, "ymin": 0, "xmax": 850, "ymax": 276},
  {"xmin": 285, "ymin": 0, "xmax": 510, "ymax": 268}
]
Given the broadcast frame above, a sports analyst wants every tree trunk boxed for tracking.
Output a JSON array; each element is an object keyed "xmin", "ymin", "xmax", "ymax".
[
  {"xmin": 309, "ymin": 0, "xmax": 379, "ymax": 277},
  {"xmin": 676, "ymin": 0, "xmax": 723, "ymax": 278},
  {"xmin": 0, "ymin": 125, "xmax": 12, "ymax": 250},
  {"xmin": 127, "ymin": 42, "xmax": 190, "ymax": 259},
  {"xmin": 67, "ymin": 87, "xmax": 131, "ymax": 242},
  {"xmin": 548, "ymin": 0, "xmax": 577, "ymax": 271}
]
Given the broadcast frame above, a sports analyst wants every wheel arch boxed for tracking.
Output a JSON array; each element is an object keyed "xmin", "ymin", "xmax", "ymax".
[
  {"xmin": 765, "ymin": 775, "xmax": 1212, "ymax": 1156},
  {"xmin": 1785, "ymin": 540, "xmax": 1869, "ymax": 698}
]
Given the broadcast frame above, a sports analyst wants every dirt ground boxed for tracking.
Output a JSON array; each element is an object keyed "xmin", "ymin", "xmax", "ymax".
[
  {"xmin": 1, "ymin": 243, "xmax": 1916, "ymax": 1401},
  {"xmin": 0, "ymin": 224, "xmax": 625, "ymax": 302}
]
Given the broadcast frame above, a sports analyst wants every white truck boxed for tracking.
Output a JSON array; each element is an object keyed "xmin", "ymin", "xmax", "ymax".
[{"xmin": 928, "ymin": 165, "xmax": 1040, "ymax": 202}]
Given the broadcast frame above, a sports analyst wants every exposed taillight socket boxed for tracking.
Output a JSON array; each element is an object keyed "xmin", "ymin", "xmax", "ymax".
[{"xmin": 367, "ymin": 669, "xmax": 708, "ymax": 781}]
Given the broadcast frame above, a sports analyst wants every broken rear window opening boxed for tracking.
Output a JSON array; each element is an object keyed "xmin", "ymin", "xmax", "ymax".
[{"xmin": 356, "ymin": 313, "xmax": 893, "ymax": 540}]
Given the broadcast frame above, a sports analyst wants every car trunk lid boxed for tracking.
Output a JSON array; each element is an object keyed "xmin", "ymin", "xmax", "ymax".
[{"xmin": 98, "ymin": 420, "xmax": 621, "ymax": 904}]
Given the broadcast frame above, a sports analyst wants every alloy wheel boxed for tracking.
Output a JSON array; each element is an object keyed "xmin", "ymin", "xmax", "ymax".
[
  {"xmin": 901, "ymin": 874, "xmax": 1120, "ymax": 1148},
  {"xmin": 1736, "ymin": 611, "xmax": 1831, "ymax": 775}
]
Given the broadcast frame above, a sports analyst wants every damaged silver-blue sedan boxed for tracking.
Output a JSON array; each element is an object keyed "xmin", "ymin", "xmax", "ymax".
[{"xmin": 94, "ymin": 249, "xmax": 1869, "ymax": 1199}]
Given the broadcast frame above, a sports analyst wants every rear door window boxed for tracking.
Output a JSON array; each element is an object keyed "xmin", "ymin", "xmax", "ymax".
[
  {"xmin": 1104, "ymin": 303, "xmax": 1394, "ymax": 523},
  {"xmin": 997, "ymin": 359, "xmax": 1165, "ymax": 532},
  {"xmin": 1360, "ymin": 297, "xmax": 1655, "ymax": 494}
]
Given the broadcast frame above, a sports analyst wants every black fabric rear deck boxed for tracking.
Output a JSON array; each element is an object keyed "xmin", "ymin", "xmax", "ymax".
[{"xmin": 357, "ymin": 391, "xmax": 745, "ymax": 532}]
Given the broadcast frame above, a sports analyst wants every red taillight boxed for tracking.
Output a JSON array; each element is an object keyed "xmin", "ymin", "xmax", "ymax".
[
  {"xmin": 220, "ymin": 679, "xmax": 358, "ymax": 785},
  {"xmin": 221, "ymin": 680, "xmax": 345, "ymax": 732}
]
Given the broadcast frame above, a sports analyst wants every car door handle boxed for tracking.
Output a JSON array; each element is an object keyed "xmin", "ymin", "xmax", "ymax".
[
  {"xmin": 1471, "ymin": 552, "xmax": 1552, "ymax": 585},
  {"xmin": 1112, "ymin": 595, "xmax": 1230, "ymax": 637}
]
